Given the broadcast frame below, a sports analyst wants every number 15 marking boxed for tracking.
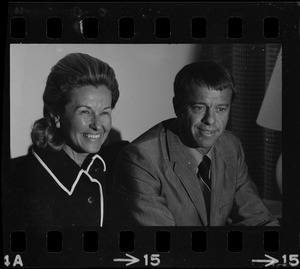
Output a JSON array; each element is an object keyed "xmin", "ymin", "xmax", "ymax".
[
  {"xmin": 282, "ymin": 254, "xmax": 299, "ymax": 266},
  {"xmin": 144, "ymin": 254, "xmax": 160, "ymax": 266}
]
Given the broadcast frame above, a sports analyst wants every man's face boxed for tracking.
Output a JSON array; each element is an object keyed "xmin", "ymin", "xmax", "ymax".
[{"xmin": 175, "ymin": 85, "xmax": 232, "ymax": 154}]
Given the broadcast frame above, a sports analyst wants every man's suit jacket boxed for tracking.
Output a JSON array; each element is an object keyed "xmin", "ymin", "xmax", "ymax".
[{"xmin": 115, "ymin": 118, "xmax": 279, "ymax": 226}]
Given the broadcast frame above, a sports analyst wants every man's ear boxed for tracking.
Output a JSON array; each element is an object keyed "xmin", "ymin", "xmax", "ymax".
[
  {"xmin": 173, "ymin": 97, "xmax": 181, "ymax": 118},
  {"xmin": 50, "ymin": 113, "xmax": 60, "ymax": 128}
]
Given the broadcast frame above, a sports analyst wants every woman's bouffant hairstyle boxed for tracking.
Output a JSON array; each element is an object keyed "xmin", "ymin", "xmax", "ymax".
[
  {"xmin": 31, "ymin": 52, "xmax": 119, "ymax": 150},
  {"xmin": 174, "ymin": 60, "xmax": 236, "ymax": 103}
]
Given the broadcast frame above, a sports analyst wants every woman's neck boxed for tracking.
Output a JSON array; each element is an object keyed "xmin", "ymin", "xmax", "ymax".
[{"xmin": 62, "ymin": 144, "xmax": 89, "ymax": 167}]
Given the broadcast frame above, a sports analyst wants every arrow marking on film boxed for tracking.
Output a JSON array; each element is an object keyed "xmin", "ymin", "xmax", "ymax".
[
  {"xmin": 113, "ymin": 253, "xmax": 140, "ymax": 266},
  {"xmin": 252, "ymin": 254, "xmax": 279, "ymax": 267}
]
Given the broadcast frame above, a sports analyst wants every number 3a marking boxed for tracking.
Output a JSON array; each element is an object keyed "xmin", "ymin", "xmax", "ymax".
[{"xmin": 144, "ymin": 254, "xmax": 161, "ymax": 266}]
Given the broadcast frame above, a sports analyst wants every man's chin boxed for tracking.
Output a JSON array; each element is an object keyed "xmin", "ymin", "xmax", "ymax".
[{"xmin": 194, "ymin": 137, "xmax": 215, "ymax": 150}]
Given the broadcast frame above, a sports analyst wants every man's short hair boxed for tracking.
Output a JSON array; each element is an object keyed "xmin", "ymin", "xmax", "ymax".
[{"xmin": 173, "ymin": 61, "xmax": 236, "ymax": 102}]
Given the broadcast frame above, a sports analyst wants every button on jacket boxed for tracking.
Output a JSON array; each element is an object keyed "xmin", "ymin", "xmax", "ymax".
[{"xmin": 5, "ymin": 141, "xmax": 128, "ymax": 230}]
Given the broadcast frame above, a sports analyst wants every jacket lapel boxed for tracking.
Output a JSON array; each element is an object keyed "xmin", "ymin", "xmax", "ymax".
[
  {"xmin": 173, "ymin": 162, "xmax": 208, "ymax": 225},
  {"xmin": 166, "ymin": 123, "xmax": 208, "ymax": 226},
  {"xmin": 210, "ymin": 140, "xmax": 236, "ymax": 226}
]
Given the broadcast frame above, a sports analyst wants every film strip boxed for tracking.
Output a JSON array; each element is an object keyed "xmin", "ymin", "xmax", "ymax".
[{"xmin": 3, "ymin": 2, "xmax": 300, "ymax": 268}]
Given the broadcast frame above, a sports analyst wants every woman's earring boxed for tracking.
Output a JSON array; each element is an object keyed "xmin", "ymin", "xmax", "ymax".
[{"xmin": 54, "ymin": 117, "xmax": 60, "ymax": 128}]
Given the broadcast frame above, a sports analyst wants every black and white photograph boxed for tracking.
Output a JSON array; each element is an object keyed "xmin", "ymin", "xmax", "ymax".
[
  {"xmin": 3, "ymin": 2, "xmax": 299, "ymax": 268},
  {"xmin": 4, "ymin": 43, "xmax": 282, "ymax": 265}
]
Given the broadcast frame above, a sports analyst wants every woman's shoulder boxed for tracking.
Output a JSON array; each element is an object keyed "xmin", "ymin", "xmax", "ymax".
[
  {"xmin": 10, "ymin": 146, "xmax": 55, "ymax": 179},
  {"xmin": 11, "ymin": 151, "xmax": 35, "ymax": 172}
]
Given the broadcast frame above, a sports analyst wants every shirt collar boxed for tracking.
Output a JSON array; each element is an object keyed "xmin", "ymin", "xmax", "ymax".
[
  {"xmin": 32, "ymin": 147, "xmax": 106, "ymax": 195},
  {"xmin": 184, "ymin": 146, "xmax": 213, "ymax": 170}
]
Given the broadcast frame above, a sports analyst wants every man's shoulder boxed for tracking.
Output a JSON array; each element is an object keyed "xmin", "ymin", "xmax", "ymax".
[
  {"xmin": 216, "ymin": 130, "xmax": 242, "ymax": 152},
  {"xmin": 131, "ymin": 118, "xmax": 175, "ymax": 146},
  {"xmin": 120, "ymin": 119, "xmax": 175, "ymax": 159},
  {"xmin": 219, "ymin": 130, "xmax": 240, "ymax": 142}
]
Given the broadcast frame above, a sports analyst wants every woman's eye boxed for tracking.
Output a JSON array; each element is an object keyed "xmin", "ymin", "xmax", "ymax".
[
  {"xmin": 80, "ymin": 110, "xmax": 91, "ymax": 115},
  {"xmin": 101, "ymin": 111, "xmax": 111, "ymax": 116}
]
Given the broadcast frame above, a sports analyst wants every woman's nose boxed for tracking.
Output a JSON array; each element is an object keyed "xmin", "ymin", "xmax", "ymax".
[{"xmin": 90, "ymin": 115, "xmax": 102, "ymax": 130}]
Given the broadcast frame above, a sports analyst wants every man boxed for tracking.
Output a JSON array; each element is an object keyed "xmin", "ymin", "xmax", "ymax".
[{"xmin": 115, "ymin": 61, "xmax": 279, "ymax": 226}]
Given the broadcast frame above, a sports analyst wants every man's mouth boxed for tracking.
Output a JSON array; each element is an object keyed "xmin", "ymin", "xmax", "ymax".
[{"xmin": 198, "ymin": 129, "xmax": 216, "ymax": 137}]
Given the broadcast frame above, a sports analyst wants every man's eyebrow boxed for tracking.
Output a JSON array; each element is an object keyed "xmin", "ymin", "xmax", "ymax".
[
  {"xmin": 188, "ymin": 102, "xmax": 230, "ymax": 107},
  {"xmin": 189, "ymin": 102, "xmax": 207, "ymax": 105},
  {"xmin": 75, "ymin": 105, "xmax": 92, "ymax": 110}
]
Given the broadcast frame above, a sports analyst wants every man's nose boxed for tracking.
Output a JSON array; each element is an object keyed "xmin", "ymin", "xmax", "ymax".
[
  {"xmin": 90, "ymin": 115, "xmax": 102, "ymax": 130},
  {"xmin": 202, "ymin": 108, "xmax": 216, "ymax": 125}
]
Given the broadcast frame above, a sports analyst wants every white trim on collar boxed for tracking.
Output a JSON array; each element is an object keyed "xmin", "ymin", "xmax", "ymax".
[
  {"xmin": 32, "ymin": 149, "xmax": 105, "ymax": 227},
  {"xmin": 87, "ymin": 154, "xmax": 106, "ymax": 173}
]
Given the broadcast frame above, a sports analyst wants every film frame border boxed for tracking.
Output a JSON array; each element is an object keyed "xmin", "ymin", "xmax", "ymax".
[{"xmin": 3, "ymin": 1, "xmax": 300, "ymax": 268}]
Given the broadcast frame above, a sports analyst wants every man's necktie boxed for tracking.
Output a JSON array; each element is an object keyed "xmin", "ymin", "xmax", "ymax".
[{"xmin": 197, "ymin": 155, "xmax": 211, "ymax": 224}]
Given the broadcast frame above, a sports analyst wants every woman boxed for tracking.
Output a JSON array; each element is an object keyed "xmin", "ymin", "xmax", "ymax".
[{"xmin": 7, "ymin": 53, "xmax": 125, "ymax": 229}]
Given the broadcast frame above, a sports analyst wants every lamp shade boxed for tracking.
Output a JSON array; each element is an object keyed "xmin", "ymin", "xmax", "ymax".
[{"xmin": 256, "ymin": 48, "xmax": 282, "ymax": 131}]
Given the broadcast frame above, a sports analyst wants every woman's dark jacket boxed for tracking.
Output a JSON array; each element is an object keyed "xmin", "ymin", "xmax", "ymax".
[{"xmin": 4, "ymin": 141, "xmax": 128, "ymax": 230}]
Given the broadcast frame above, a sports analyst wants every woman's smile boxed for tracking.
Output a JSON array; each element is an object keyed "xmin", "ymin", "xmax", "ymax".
[{"xmin": 82, "ymin": 133, "xmax": 102, "ymax": 140}]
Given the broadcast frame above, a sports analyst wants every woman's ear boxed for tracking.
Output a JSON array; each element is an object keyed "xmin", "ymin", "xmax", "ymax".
[{"xmin": 50, "ymin": 113, "xmax": 60, "ymax": 128}]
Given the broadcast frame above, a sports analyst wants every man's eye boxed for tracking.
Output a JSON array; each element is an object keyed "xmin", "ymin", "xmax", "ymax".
[
  {"xmin": 192, "ymin": 105, "xmax": 205, "ymax": 112},
  {"xmin": 217, "ymin": 107, "xmax": 227, "ymax": 112}
]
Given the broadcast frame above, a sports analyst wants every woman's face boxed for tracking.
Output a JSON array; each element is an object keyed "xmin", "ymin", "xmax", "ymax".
[{"xmin": 59, "ymin": 85, "xmax": 112, "ymax": 155}]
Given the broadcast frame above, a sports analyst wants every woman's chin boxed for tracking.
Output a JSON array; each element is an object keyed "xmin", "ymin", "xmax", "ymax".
[{"xmin": 85, "ymin": 145, "xmax": 102, "ymax": 154}]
